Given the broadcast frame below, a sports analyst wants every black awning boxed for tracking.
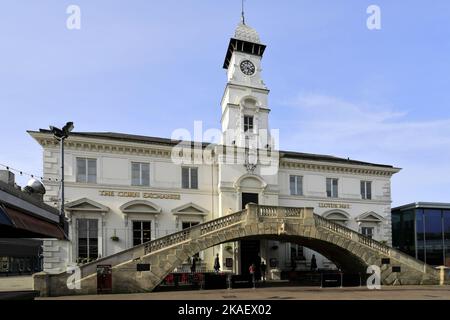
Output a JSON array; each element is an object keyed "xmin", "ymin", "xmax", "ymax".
[
  {"xmin": 0, "ymin": 238, "xmax": 42, "ymax": 257},
  {"xmin": 0, "ymin": 205, "xmax": 13, "ymax": 227},
  {"xmin": 0, "ymin": 206, "xmax": 66, "ymax": 239}
]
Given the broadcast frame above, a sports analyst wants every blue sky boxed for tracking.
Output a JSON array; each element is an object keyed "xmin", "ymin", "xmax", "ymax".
[{"xmin": 0, "ymin": 0, "xmax": 449, "ymax": 206}]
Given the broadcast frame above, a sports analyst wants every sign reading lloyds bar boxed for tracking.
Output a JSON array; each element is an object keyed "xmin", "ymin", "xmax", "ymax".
[{"xmin": 318, "ymin": 203, "xmax": 351, "ymax": 209}]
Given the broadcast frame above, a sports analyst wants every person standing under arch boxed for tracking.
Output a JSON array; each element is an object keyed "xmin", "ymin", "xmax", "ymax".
[{"xmin": 310, "ymin": 254, "xmax": 317, "ymax": 271}]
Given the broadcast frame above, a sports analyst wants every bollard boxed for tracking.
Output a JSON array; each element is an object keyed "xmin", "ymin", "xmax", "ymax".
[{"xmin": 435, "ymin": 266, "xmax": 448, "ymax": 286}]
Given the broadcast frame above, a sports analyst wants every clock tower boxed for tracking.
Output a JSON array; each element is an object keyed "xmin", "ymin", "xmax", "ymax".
[
  {"xmin": 220, "ymin": 18, "xmax": 272, "ymax": 150},
  {"xmin": 217, "ymin": 16, "xmax": 280, "ymax": 276}
]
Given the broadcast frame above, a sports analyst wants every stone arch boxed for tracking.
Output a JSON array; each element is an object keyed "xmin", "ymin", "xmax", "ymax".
[
  {"xmin": 34, "ymin": 205, "xmax": 440, "ymax": 297},
  {"xmin": 185, "ymin": 234, "xmax": 368, "ymax": 274}
]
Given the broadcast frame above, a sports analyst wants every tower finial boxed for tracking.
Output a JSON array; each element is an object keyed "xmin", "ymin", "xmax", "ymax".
[{"xmin": 241, "ymin": 0, "xmax": 245, "ymax": 25}]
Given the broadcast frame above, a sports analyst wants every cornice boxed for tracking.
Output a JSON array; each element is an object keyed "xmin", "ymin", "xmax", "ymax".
[
  {"xmin": 220, "ymin": 82, "xmax": 270, "ymax": 108},
  {"xmin": 32, "ymin": 132, "xmax": 181, "ymax": 160},
  {"xmin": 226, "ymin": 82, "xmax": 270, "ymax": 93},
  {"xmin": 30, "ymin": 132, "xmax": 399, "ymax": 178},
  {"xmin": 280, "ymin": 159, "xmax": 400, "ymax": 177}
]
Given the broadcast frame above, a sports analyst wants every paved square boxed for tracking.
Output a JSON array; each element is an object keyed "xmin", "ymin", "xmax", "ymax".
[
  {"xmin": 0, "ymin": 276, "xmax": 33, "ymax": 292},
  {"xmin": 37, "ymin": 285, "xmax": 450, "ymax": 300}
]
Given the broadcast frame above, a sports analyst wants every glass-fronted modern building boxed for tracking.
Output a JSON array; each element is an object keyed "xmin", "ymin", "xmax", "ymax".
[{"xmin": 392, "ymin": 202, "xmax": 450, "ymax": 266}]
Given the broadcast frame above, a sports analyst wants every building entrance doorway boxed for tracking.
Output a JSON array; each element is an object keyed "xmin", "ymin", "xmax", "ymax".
[
  {"xmin": 240, "ymin": 240, "xmax": 261, "ymax": 279},
  {"xmin": 240, "ymin": 193, "xmax": 260, "ymax": 278},
  {"xmin": 241, "ymin": 193, "xmax": 258, "ymax": 209}
]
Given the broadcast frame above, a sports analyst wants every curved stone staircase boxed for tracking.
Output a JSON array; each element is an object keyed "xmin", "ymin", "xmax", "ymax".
[{"xmin": 33, "ymin": 204, "xmax": 443, "ymax": 296}]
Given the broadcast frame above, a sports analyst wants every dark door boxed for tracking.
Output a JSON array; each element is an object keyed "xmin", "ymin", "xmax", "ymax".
[
  {"xmin": 241, "ymin": 193, "xmax": 258, "ymax": 209},
  {"xmin": 240, "ymin": 193, "xmax": 260, "ymax": 277},
  {"xmin": 240, "ymin": 240, "xmax": 261, "ymax": 278},
  {"xmin": 97, "ymin": 265, "xmax": 112, "ymax": 294}
]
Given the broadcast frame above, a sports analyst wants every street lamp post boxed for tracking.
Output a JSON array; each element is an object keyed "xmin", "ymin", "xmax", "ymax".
[{"xmin": 49, "ymin": 122, "xmax": 74, "ymax": 227}]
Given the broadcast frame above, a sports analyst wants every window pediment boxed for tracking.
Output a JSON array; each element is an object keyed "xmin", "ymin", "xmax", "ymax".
[
  {"xmin": 65, "ymin": 198, "xmax": 109, "ymax": 213},
  {"xmin": 322, "ymin": 209, "xmax": 350, "ymax": 221},
  {"xmin": 356, "ymin": 211, "xmax": 384, "ymax": 223},
  {"xmin": 120, "ymin": 200, "xmax": 161, "ymax": 215},
  {"xmin": 172, "ymin": 203, "xmax": 208, "ymax": 216}
]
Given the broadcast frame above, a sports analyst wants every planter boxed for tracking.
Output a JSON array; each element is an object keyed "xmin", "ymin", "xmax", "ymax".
[{"xmin": 111, "ymin": 229, "xmax": 119, "ymax": 242}]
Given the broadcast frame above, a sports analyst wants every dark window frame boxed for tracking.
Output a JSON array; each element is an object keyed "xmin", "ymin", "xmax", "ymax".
[
  {"xmin": 243, "ymin": 115, "xmax": 254, "ymax": 132},
  {"xmin": 77, "ymin": 218, "xmax": 98, "ymax": 261},
  {"xmin": 132, "ymin": 220, "xmax": 152, "ymax": 246}
]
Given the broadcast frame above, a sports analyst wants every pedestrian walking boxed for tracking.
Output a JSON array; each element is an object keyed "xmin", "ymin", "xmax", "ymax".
[
  {"xmin": 260, "ymin": 261, "xmax": 267, "ymax": 282},
  {"xmin": 249, "ymin": 263, "xmax": 256, "ymax": 288},
  {"xmin": 190, "ymin": 256, "xmax": 196, "ymax": 273},
  {"xmin": 214, "ymin": 253, "xmax": 221, "ymax": 273}
]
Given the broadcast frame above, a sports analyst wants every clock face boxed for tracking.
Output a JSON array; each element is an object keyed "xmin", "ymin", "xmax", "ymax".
[{"xmin": 240, "ymin": 60, "xmax": 256, "ymax": 76}]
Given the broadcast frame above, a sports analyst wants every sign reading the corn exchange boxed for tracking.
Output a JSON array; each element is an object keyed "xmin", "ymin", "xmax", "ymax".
[{"xmin": 99, "ymin": 190, "xmax": 180, "ymax": 200}]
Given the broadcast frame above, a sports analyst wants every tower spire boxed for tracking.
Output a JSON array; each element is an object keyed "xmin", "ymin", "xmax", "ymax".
[{"xmin": 241, "ymin": 0, "xmax": 245, "ymax": 25}]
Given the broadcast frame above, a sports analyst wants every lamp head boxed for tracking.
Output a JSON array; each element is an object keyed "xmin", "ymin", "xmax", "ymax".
[
  {"xmin": 62, "ymin": 122, "xmax": 74, "ymax": 136},
  {"xmin": 49, "ymin": 122, "xmax": 74, "ymax": 139},
  {"xmin": 49, "ymin": 125, "xmax": 64, "ymax": 138}
]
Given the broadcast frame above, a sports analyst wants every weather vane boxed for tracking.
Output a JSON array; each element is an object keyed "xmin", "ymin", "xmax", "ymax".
[{"xmin": 241, "ymin": 0, "xmax": 246, "ymax": 25}]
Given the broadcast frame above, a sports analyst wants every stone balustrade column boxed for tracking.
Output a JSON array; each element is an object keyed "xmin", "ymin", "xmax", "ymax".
[{"xmin": 245, "ymin": 203, "xmax": 259, "ymax": 225}]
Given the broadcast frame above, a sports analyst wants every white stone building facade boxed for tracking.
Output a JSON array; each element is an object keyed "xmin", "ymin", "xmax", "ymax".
[{"xmin": 29, "ymin": 20, "xmax": 400, "ymax": 277}]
